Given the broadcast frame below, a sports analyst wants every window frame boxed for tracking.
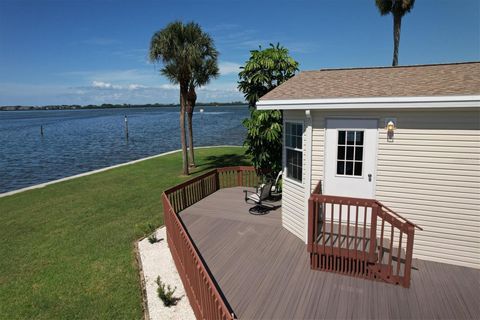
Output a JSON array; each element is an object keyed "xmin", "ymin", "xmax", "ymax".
[
  {"xmin": 284, "ymin": 120, "xmax": 304, "ymax": 184},
  {"xmin": 335, "ymin": 129, "xmax": 365, "ymax": 179}
]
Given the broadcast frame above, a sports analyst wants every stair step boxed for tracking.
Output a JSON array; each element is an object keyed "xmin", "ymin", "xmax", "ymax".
[
  {"xmin": 369, "ymin": 263, "xmax": 403, "ymax": 285},
  {"xmin": 377, "ymin": 245, "xmax": 406, "ymax": 260},
  {"xmin": 315, "ymin": 222, "xmax": 374, "ymax": 253}
]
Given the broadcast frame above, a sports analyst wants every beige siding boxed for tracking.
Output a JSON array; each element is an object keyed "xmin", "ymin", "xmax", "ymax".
[
  {"xmin": 311, "ymin": 114, "xmax": 325, "ymax": 191},
  {"xmin": 310, "ymin": 108, "xmax": 480, "ymax": 269},
  {"xmin": 282, "ymin": 179, "xmax": 305, "ymax": 239},
  {"xmin": 282, "ymin": 111, "xmax": 308, "ymax": 241}
]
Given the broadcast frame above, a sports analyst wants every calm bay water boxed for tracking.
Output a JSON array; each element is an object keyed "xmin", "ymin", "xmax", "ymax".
[{"xmin": 0, "ymin": 106, "xmax": 248, "ymax": 193}]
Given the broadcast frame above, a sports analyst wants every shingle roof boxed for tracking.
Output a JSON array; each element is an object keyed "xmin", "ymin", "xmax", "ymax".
[{"xmin": 260, "ymin": 62, "xmax": 480, "ymax": 101}]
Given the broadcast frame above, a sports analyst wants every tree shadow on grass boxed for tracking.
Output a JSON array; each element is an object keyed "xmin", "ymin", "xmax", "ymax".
[{"xmin": 194, "ymin": 153, "xmax": 251, "ymax": 174}]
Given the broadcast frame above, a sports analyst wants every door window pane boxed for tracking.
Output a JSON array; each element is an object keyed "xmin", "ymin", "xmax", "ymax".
[
  {"xmin": 338, "ymin": 131, "xmax": 346, "ymax": 144},
  {"xmin": 337, "ymin": 161, "xmax": 345, "ymax": 175},
  {"xmin": 356, "ymin": 131, "xmax": 364, "ymax": 145},
  {"xmin": 337, "ymin": 146, "xmax": 345, "ymax": 160},
  {"xmin": 345, "ymin": 162, "xmax": 354, "ymax": 175},
  {"xmin": 355, "ymin": 147, "xmax": 363, "ymax": 161},
  {"xmin": 347, "ymin": 131, "xmax": 355, "ymax": 145},
  {"xmin": 354, "ymin": 162, "xmax": 363, "ymax": 176},
  {"xmin": 346, "ymin": 147, "xmax": 354, "ymax": 160}
]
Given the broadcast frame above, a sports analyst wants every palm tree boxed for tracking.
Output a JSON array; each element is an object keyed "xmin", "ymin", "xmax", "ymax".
[
  {"xmin": 149, "ymin": 21, "xmax": 216, "ymax": 174},
  {"xmin": 375, "ymin": 0, "xmax": 415, "ymax": 66},
  {"xmin": 186, "ymin": 52, "xmax": 219, "ymax": 167}
]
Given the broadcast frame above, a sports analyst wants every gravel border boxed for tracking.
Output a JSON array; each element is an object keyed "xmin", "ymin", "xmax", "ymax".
[{"xmin": 137, "ymin": 227, "xmax": 195, "ymax": 320}]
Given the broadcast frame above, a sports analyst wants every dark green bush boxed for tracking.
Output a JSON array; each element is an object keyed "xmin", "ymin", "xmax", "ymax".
[{"xmin": 156, "ymin": 276, "xmax": 179, "ymax": 307}]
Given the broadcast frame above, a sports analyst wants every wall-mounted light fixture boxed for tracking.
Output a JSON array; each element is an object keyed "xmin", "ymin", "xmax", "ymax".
[
  {"xmin": 387, "ymin": 120, "xmax": 395, "ymax": 132},
  {"xmin": 385, "ymin": 118, "xmax": 396, "ymax": 142}
]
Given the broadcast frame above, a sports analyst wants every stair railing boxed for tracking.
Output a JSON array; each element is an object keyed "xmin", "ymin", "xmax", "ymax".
[{"xmin": 308, "ymin": 181, "xmax": 422, "ymax": 288}]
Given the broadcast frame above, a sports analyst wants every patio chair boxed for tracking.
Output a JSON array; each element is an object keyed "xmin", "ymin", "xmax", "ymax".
[
  {"xmin": 256, "ymin": 171, "xmax": 282, "ymax": 197},
  {"xmin": 244, "ymin": 180, "xmax": 274, "ymax": 215},
  {"xmin": 271, "ymin": 170, "xmax": 282, "ymax": 195}
]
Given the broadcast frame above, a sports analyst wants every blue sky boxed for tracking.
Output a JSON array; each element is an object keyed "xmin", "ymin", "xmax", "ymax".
[{"xmin": 0, "ymin": 0, "xmax": 478, "ymax": 106}]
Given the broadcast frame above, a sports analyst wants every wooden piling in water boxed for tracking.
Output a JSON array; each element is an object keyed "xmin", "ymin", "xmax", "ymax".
[{"xmin": 124, "ymin": 115, "xmax": 129, "ymax": 138}]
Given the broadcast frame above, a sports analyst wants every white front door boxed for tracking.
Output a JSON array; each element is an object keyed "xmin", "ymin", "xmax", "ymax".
[{"xmin": 324, "ymin": 119, "xmax": 378, "ymax": 199}]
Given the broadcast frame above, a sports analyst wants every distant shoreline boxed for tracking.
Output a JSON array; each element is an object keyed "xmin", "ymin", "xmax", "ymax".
[{"xmin": 0, "ymin": 102, "xmax": 247, "ymax": 111}]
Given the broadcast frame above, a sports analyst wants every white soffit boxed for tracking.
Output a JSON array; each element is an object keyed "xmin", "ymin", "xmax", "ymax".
[{"xmin": 256, "ymin": 95, "xmax": 480, "ymax": 110}]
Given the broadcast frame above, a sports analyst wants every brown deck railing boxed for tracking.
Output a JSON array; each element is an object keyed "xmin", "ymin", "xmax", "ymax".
[
  {"xmin": 308, "ymin": 181, "xmax": 422, "ymax": 288},
  {"xmin": 162, "ymin": 166, "xmax": 259, "ymax": 320}
]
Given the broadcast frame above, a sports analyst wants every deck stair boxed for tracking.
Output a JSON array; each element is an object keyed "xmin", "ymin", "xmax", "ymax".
[{"xmin": 308, "ymin": 182, "xmax": 422, "ymax": 288}]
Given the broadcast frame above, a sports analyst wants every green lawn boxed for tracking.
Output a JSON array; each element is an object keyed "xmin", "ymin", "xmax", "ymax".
[{"xmin": 0, "ymin": 146, "xmax": 250, "ymax": 319}]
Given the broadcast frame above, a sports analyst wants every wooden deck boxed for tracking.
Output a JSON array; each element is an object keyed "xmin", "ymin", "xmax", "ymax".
[{"xmin": 178, "ymin": 187, "xmax": 480, "ymax": 319}]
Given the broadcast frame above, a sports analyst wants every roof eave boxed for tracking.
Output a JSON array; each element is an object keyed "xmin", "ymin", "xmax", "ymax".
[{"xmin": 256, "ymin": 95, "xmax": 480, "ymax": 110}]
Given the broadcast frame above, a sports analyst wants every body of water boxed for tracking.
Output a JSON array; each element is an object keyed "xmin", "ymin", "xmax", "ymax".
[{"xmin": 0, "ymin": 106, "xmax": 248, "ymax": 193}]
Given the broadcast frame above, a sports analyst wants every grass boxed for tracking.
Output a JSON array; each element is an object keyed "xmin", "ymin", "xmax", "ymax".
[{"xmin": 0, "ymin": 146, "xmax": 250, "ymax": 319}]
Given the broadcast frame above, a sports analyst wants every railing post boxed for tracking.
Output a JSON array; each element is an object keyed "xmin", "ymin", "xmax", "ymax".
[
  {"xmin": 237, "ymin": 168, "xmax": 243, "ymax": 187},
  {"xmin": 201, "ymin": 177, "xmax": 205, "ymax": 199},
  {"xmin": 403, "ymin": 224, "xmax": 415, "ymax": 288},
  {"xmin": 163, "ymin": 193, "xmax": 171, "ymax": 227},
  {"xmin": 182, "ymin": 187, "xmax": 187, "ymax": 210},
  {"xmin": 369, "ymin": 203, "xmax": 379, "ymax": 263},
  {"xmin": 215, "ymin": 170, "xmax": 220, "ymax": 191},
  {"xmin": 308, "ymin": 197, "xmax": 315, "ymax": 252}
]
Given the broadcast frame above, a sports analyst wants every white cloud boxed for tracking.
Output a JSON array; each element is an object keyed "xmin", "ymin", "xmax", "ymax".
[
  {"xmin": 159, "ymin": 83, "xmax": 178, "ymax": 90},
  {"xmin": 219, "ymin": 61, "xmax": 242, "ymax": 75},
  {"xmin": 0, "ymin": 80, "xmax": 244, "ymax": 106},
  {"xmin": 3, "ymin": 67, "xmax": 244, "ymax": 106},
  {"xmin": 92, "ymin": 81, "xmax": 120, "ymax": 89},
  {"xmin": 214, "ymin": 29, "xmax": 266, "ymax": 50},
  {"xmin": 127, "ymin": 84, "xmax": 146, "ymax": 90},
  {"xmin": 58, "ymin": 69, "xmax": 158, "ymax": 86},
  {"xmin": 91, "ymin": 81, "xmax": 152, "ymax": 91},
  {"xmin": 197, "ymin": 81, "xmax": 239, "ymax": 93},
  {"xmin": 72, "ymin": 80, "xmax": 242, "ymax": 104}
]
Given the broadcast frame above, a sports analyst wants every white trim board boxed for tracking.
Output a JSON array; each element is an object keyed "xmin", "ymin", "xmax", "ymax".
[
  {"xmin": 256, "ymin": 95, "xmax": 480, "ymax": 110},
  {"xmin": 0, "ymin": 145, "xmax": 243, "ymax": 198},
  {"xmin": 303, "ymin": 112, "xmax": 313, "ymax": 244}
]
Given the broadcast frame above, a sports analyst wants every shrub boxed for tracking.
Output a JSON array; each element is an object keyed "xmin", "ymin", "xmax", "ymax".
[
  {"xmin": 145, "ymin": 223, "xmax": 163, "ymax": 244},
  {"xmin": 148, "ymin": 234, "xmax": 159, "ymax": 244},
  {"xmin": 238, "ymin": 43, "xmax": 299, "ymax": 175},
  {"xmin": 156, "ymin": 276, "xmax": 179, "ymax": 307}
]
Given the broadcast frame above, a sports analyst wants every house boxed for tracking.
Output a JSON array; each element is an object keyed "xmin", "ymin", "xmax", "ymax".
[
  {"xmin": 256, "ymin": 62, "xmax": 480, "ymax": 270},
  {"xmin": 161, "ymin": 62, "xmax": 479, "ymax": 319}
]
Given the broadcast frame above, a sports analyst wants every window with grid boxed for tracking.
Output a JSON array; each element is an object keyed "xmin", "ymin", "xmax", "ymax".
[
  {"xmin": 336, "ymin": 130, "xmax": 364, "ymax": 177},
  {"xmin": 285, "ymin": 122, "xmax": 303, "ymax": 182}
]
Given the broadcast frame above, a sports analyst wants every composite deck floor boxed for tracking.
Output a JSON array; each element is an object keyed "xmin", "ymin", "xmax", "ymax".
[{"xmin": 179, "ymin": 187, "xmax": 480, "ymax": 319}]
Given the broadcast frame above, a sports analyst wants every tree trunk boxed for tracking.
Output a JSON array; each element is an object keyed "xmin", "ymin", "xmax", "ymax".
[
  {"xmin": 392, "ymin": 12, "xmax": 402, "ymax": 67},
  {"xmin": 186, "ymin": 111, "xmax": 195, "ymax": 167},
  {"xmin": 186, "ymin": 85, "xmax": 197, "ymax": 168},
  {"xmin": 179, "ymin": 83, "xmax": 189, "ymax": 175}
]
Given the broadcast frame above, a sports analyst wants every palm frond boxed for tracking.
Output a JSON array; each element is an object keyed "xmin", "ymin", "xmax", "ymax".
[
  {"xmin": 149, "ymin": 20, "xmax": 219, "ymax": 91},
  {"xmin": 375, "ymin": 0, "xmax": 415, "ymax": 15},
  {"xmin": 375, "ymin": 0, "xmax": 393, "ymax": 15}
]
